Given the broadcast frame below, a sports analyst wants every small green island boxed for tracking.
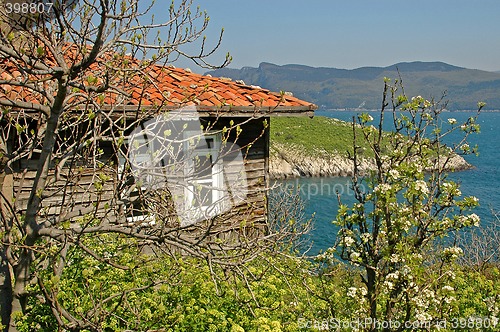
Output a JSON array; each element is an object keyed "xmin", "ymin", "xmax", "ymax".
[{"xmin": 269, "ymin": 115, "xmax": 472, "ymax": 179}]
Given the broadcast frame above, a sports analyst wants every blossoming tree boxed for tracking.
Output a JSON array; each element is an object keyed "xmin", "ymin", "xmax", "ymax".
[{"xmin": 323, "ymin": 77, "xmax": 483, "ymax": 330}]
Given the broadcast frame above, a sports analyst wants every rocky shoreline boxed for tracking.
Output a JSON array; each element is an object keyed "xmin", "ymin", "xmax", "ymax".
[{"xmin": 269, "ymin": 143, "xmax": 473, "ymax": 180}]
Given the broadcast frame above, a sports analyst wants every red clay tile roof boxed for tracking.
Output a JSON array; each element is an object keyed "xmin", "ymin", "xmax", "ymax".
[
  {"xmin": 0, "ymin": 46, "xmax": 317, "ymax": 117},
  {"xmin": 106, "ymin": 63, "xmax": 317, "ymax": 111}
]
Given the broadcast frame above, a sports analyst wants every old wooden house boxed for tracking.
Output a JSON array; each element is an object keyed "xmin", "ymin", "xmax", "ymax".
[{"xmin": 0, "ymin": 51, "xmax": 317, "ymax": 241}]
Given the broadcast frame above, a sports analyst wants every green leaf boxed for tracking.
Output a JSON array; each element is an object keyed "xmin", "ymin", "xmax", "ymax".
[
  {"xmin": 36, "ymin": 47, "xmax": 45, "ymax": 57},
  {"xmin": 15, "ymin": 123, "xmax": 24, "ymax": 134}
]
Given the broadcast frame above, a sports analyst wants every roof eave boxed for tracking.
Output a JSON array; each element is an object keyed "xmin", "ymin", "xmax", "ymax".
[{"xmin": 98, "ymin": 104, "xmax": 318, "ymax": 118}]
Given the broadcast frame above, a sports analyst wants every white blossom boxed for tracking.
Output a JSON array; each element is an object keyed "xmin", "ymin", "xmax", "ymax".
[
  {"xmin": 381, "ymin": 155, "xmax": 391, "ymax": 163},
  {"xmin": 442, "ymin": 182, "xmax": 462, "ymax": 196},
  {"xmin": 444, "ymin": 296, "xmax": 456, "ymax": 304},
  {"xmin": 441, "ymin": 217, "xmax": 453, "ymax": 229},
  {"xmin": 447, "ymin": 118, "xmax": 457, "ymax": 125},
  {"xmin": 457, "ymin": 214, "xmax": 481, "ymax": 227},
  {"xmin": 401, "ymin": 265, "xmax": 411, "ymax": 276},
  {"xmin": 347, "ymin": 287, "xmax": 357, "ymax": 298},
  {"xmin": 446, "ymin": 270, "xmax": 456, "ymax": 280},
  {"xmin": 442, "ymin": 246, "xmax": 463, "ymax": 259},
  {"xmin": 415, "ymin": 312, "xmax": 431, "ymax": 322},
  {"xmin": 414, "ymin": 180, "xmax": 429, "ymax": 195},
  {"xmin": 390, "ymin": 254, "xmax": 400, "ymax": 263},
  {"xmin": 343, "ymin": 236, "xmax": 355, "ymax": 247},
  {"xmin": 485, "ymin": 296, "xmax": 499, "ymax": 315},
  {"xmin": 388, "ymin": 169, "xmax": 400, "ymax": 179},
  {"xmin": 360, "ymin": 233, "xmax": 371, "ymax": 244},
  {"xmin": 399, "ymin": 217, "xmax": 413, "ymax": 232},
  {"xmin": 468, "ymin": 213, "xmax": 481, "ymax": 226},
  {"xmin": 374, "ymin": 183, "xmax": 392, "ymax": 194},
  {"xmin": 316, "ymin": 247, "xmax": 336, "ymax": 264},
  {"xmin": 386, "ymin": 272, "xmax": 399, "ymax": 280},
  {"xmin": 442, "ymin": 285, "xmax": 454, "ymax": 292}
]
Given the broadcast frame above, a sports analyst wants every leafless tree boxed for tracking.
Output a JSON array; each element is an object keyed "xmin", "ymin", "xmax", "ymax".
[
  {"xmin": 457, "ymin": 209, "xmax": 500, "ymax": 271},
  {"xmin": 0, "ymin": 1, "xmax": 305, "ymax": 331}
]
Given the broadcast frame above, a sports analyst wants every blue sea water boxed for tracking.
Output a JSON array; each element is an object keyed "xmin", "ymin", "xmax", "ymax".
[{"xmin": 276, "ymin": 110, "xmax": 500, "ymax": 255}]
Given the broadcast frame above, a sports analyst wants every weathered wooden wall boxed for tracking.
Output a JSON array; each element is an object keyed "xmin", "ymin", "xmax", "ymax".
[{"xmin": 4, "ymin": 116, "xmax": 270, "ymax": 241}]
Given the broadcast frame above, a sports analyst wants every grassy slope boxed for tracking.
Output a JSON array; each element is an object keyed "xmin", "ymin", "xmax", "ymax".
[
  {"xmin": 270, "ymin": 116, "xmax": 363, "ymax": 157},
  {"xmin": 269, "ymin": 116, "xmax": 471, "ymax": 174}
]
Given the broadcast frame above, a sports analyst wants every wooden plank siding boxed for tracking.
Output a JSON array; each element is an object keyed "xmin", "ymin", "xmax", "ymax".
[{"xmin": 7, "ymin": 116, "xmax": 270, "ymax": 240}]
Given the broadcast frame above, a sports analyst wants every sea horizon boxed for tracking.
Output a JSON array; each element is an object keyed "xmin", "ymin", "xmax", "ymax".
[{"xmin": 324, "ymin": 108, "xmax": 500, "ymax": 113}]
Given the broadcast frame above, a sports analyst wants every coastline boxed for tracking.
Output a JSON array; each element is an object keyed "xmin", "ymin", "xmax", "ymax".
[{"xmin": 269, "ymin": 143, "xmax": 473, "ymax": 180}]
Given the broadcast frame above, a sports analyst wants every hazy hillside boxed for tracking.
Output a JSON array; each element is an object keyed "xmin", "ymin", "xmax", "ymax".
[{"xmin": 206, "ymin": 62, "xmax": 500, "ymax": 110}]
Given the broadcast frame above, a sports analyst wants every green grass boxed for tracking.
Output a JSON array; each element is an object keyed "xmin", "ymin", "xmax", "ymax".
[
  {"xmin": 270, "ymin": 115, "xmax": 466, "ymax": 170},
  {"xmin": 270, "ymin": 116, "xmax": 362, "ymax": 157}
]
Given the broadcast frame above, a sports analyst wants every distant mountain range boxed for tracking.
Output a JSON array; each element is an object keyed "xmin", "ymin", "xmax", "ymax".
[{"xmin": 206, "ymin": 62, "xmax": 500, "ymax": 110}]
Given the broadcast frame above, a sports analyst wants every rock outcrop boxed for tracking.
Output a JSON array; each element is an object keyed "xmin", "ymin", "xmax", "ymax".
[{"xmin": 269, "ymin": 143, "xmax": 472, "ymax": 180}]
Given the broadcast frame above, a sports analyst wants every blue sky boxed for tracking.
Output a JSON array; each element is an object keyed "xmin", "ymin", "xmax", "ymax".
[{"xmin": 173, "ymin": 0, "xmax": 500, "ymax": 73}]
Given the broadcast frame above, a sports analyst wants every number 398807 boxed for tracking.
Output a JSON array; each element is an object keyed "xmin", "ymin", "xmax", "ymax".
[{"xmin": 4, "ymin": 1, "xmax": 53, "ymax": 15}]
